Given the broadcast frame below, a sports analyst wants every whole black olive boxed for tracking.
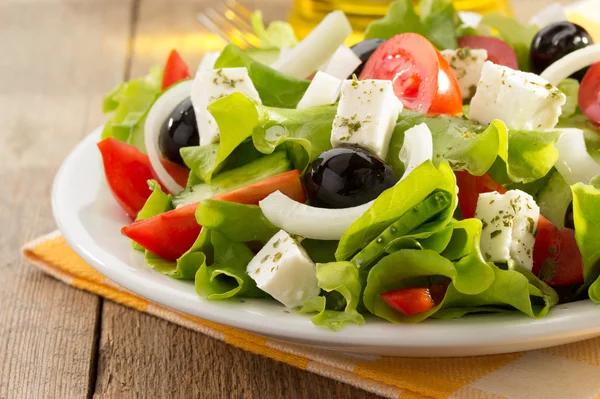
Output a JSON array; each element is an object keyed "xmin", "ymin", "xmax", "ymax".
[
  {"xmin": 531, "ymin": 22, "xmax": 593, "ymax": 80},
  {"xmin": 159, "ymin": 97, "xmax": 199, "ymax": 165},
  {"xmin": 305, "ymin": 146, "xmax": 398, "ymax": 209},
  {"xmin": 350, "ymin": 38, "xmax": 386, "ymax": 77},
  {"xmin": 564, "ymin": 202, "xmax": 575, "ymax": 230}
]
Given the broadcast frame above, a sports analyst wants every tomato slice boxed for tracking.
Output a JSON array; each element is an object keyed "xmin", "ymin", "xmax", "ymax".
[
  {"xmin": 359, "ymin": 33, "xmax": 440, "ymax": 113},
  {"xmin": 122, "ymin": 203, "xmax": 201, "ymax": 261},
  {"xmin": 457, "ymin": 36, "xmax": 519, "ymax": 70},
  {"xmin": 212, "ymin": 170, "xmax": 307, "ymax": 205},
  {"xmin": 578, "ymin": 63, "xmax": 600, "ymax": 124},
  {"xmin": 121, "ymin": 170, "xmax": 307, "ymax": 260},
  {"xmin": 455, "ymin": 171, "xmax": 507, "ymax": 219},
  {"xmin": 428, "ymin": 52, "xmax": 463, "ymax": 116},
  {"xmin": 161, "ymin": 49, "xmax": 191, "ymax": 90},
  {"xmin": 532, "ymin": 216, "xmax": 584, "ymax": 287},
  {"xmin": 160, "ymin": 157, "xmax": 190, "ymax": 188},
  {"xmin": 380, "ymin": 287, "xmax": 436, "ymax": 316},
  {"xmin": 97, "ymin": 138, "xmax": 162, "ymax": 219}
]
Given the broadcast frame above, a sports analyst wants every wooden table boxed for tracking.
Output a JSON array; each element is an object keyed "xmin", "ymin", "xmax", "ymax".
[{"xmin": 1, "ymin": 0, "xmax": 570, "ymax": 397}]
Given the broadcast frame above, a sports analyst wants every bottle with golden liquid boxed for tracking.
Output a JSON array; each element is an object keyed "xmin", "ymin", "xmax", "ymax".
[{"xmin": 289, "ymin": 0, "xmax": 513, "ymax": 40}]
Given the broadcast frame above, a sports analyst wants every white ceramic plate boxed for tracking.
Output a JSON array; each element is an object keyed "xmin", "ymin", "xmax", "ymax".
[{"xmin": 52, "ymin": 128, "xmax": 600, "ymax": 357}]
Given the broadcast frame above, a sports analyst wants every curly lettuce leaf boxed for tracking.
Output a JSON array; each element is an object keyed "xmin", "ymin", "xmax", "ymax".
[
  {"xmin": 132, "ymin": 180, "xmax": 173, "ymax": 251},
  {"xmin": 590, "ymin": 277, "xmax": 600, "ymax": 303},
  {"xmin": 215, "ymin": 45, "xmax": 309, "ymax": 108},
  {"xmin": 101, "ymin": 65, "xmax": 162, "ymax": 151},
  {"xmin": 571, "ymin": 183, "xmax": 600, "ymax": 285},
  {"xmin": 435, "ymin": 264, "xmax": 558, "ymax": 319},
  {"xmin": 558, "ymin": 79, "xmax": 580, "ymax": 119},
  {"xmin": 253, "ymin": 105, "xmax": 337, "ymax": 171},
  {"xmin": 251, "ymin": 10, "xmax": 298, "ymax": 49},
  {"xmin": 195, "ymin": 230, "xmax": 266, "ymax": 299},
  {"xmin": 302, "ymin": 239, "xmax": 339, "ymax": 263},
  {"xmin": 299, "ymin": 262, "xmax": 365, "ymax": 331},
  {"xmin": 336, "ymin": 161, "xmax": 456, "ymax": 261},
  {"xmin": 479, "ymin": 14, "xmax": 538, "ymax": 71},
  {"xmin": 196, "ymin": 200, "xmax": 278, "ymax": 243},
  {"xmin": 363, "ymin": 249, "xmax": 457, "ymax": 323},
  {"xmin": 364, "ymin": 0, "xmax": 458, "ymax": 49}
]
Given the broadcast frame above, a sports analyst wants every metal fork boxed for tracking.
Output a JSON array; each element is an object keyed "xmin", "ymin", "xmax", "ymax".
[{"xmin": 198, "ymin": 1, "xmax": 261, "ymax": 49}]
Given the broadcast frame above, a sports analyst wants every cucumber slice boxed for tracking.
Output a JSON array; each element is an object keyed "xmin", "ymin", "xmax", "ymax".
[
  {"xmin": 173, "ymin": 151, "xmax": 292, "ymax": 207},
  {"xmin": 537, "ymin": 170, "xmax": 572, "ymax": 228}
]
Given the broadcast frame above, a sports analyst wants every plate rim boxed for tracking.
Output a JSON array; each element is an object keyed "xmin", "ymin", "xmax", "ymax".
[{"xmin": 51, "ymin": 128, "xmax": 600, "ymax": 356}]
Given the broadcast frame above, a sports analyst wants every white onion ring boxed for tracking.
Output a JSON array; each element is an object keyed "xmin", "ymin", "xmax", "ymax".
[
  {"xmin": 144, "ymin": 80, "xmax": 193, "ymax": 194},
  {"xmin": 259, "ymin": 191, "xmax": 373, "ymax": 240},
  {"xmin": 540, "ymin": 44, "xmax": 600, "ymax": 86}
]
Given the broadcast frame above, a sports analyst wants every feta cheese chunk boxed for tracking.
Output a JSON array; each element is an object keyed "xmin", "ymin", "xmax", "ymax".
[
  {"xmin": 399, "ymin": 123, "xmax": 433, "ymax": 181},
  {"xmin": 441, "ymin": 48, "xmax": 488, "ymax": 99},
  {"xmin": 296, "ymin": 72, "xmax": 342, "ymax": 109},
  {"xmin": 247, "ymin": 230, "xmax": 320, "ymax": 308},
  {"xmin": 331, "ymin": 79, "xmax": 402, "ymax": 158},
  {"xmin": 470, "ymin": 61, "xmax": 566, "ymax": 130},
  {"xmin": 319, "ymin": 45, "xmax": 362, "ymax": 80},
  {"xmin": 191, "ymin": 67, "xmax": 261, "ymax": 145},
  {"xmin": 475, "ymin": 190, "xmax": 540, "ymax": 271}
]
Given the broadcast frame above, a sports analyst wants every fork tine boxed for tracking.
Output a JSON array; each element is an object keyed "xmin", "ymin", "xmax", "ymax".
[
  {"xmin": 225, "ymin": 0, "xmax": 254, "ymax": 20},
  {"xmin": 204, "ymin": 8, "xmax": 255, "ymax": 49},
  {"xmin": 216, "ymin": 3, "xmax": 261, "ymax": 47},
  {"xmin": 197, "ymin": 12, "xmax": 231, "ymax": 46}
]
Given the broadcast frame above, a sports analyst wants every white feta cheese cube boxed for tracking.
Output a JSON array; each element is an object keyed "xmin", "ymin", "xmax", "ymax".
[
  {"xmin": 195, "ymin": 52, "xmax": 221, "ymax": 74},
  {"xmin": 319, "ymin": 45, "xmax": 362, "ymax": 80},
  {"xmin": 191, "ymin": 67, "xmax": 261, "ymax": 145},
  {"xmin": 296, "ymin": 72, "xmax": 342, "ymax": 109},
  {"xmin": 399, "ymin": 123, "xmax": 433, "ymax": 181},
  {"xmin": 470, "ymin": 62, "xmax": 566, "ymax": 130},
  {"xmin": 475, "ymin": 190, "xmax": 540, "ymax": 271},
  {"xmin": 331, "ymin": 79, "xmax": 402, "ymax": 158},
  {"xmin": 247, "ymin": 230, "xmax": 320, "ymax": 308},
  {"xmin": 441, "ymin": 48, "xmax": 488, "ymax": 99}
]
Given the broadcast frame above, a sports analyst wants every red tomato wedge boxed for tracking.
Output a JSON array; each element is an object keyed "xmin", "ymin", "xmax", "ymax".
[
  {"xmin": 380, "ymin": 287, "xmax": 436, "ymax": 316},
  {"xmin": 457, "ymin": 36, "xmax": 519, "ymax": 70},
  {"xmin": 212, "ymin": 170, "xmax": 306, "ymax": 205},
  {"xmin": 455, "ymin": 171, "xmax": 507, "ymax": 219},
  {"xmin": 579, "ymin": 63, "xmax": 600, "ymax": 124},
  {"xmin": 359, "ymin": 33, "xmax": 462, "ymax": 115},
  {"xmin": 160, "ymin": 157, "xmax": 190, "ymax": 188},
  {"xmin": 97, "ymin": 138, "xmax": 162, "ymax": 219},
  {"xmin": 532, "ymin": 216, "xmax": 584, "ymax": 287},
  {"xmin": 161, "ymin": 49, "xmax": 191, "ymax": 90},
  {"xmin": 121, "ymin": 170, "xmax": 307, "ymax": 261},
  {"xmin": 122, "ymin": 203, "xmax": 200, "ymax": 261}
]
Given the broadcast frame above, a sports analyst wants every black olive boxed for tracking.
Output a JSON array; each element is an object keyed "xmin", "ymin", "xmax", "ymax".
[
  {"xmin": 564, "ymin": 202, "xmax": 575, "ymax": 230},
  {"xmin": 531, "ymin": 22, "xmax": 593, "ymax": 81},
  {"xmin": 305, "ymin": 146, "xmax": 398, "ymax": 209},
  {"xmin": 350, "ymin": 38, "xmax": 386, "ymax": 77},
  {"xmin": 159, "ymin": 97, "xmax": 199, "ymax": 165}
]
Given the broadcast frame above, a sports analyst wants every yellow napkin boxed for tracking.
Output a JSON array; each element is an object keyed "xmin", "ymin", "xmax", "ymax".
[{"xmin": 22, "ymin": 231, "xmax": 600, "ymax": 399}]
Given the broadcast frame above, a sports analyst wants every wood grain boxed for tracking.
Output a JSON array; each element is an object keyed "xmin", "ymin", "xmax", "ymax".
[
  {"xmin": 0, "ymin": 1, "xmax": 132, "ymax": 398},
  {"xmin": 6, "ymin": 0, "xmax": 572, "ymax": 398}
]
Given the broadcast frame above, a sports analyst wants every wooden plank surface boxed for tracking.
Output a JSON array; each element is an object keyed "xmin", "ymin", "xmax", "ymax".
[{"xmin": 4, "ymin": 0, "xmax": 572, "ymax": 398}]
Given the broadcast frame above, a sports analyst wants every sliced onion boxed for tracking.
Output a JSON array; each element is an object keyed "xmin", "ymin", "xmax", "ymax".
[
  {"xmin": 144, "ymin": 80, "xmax": 192, "ymax": 194},
  {"xmin": 554, "ymin": 128, "xmax": 600, "ymax": 185},
  {"xmin": 270, "ymin": 11, "xmax": 352, "ymax": 79},
  {"xmin": 196, "ymin": 52, "xmax": 221, "ymax": 74},
  {"xmin": 399, "ymin": 123, "xmax": 433, "ymax": 181},
  {"xmin": 540, "ymin": 44, "xmax": 600, "ymax": 86},
  {"xmin": 319, "ymin": 45, "xmax": 362, "ymax": 80},
  {"xmin": 457, "ymin": 11, "xmax": 483, "ymax": 29},
  {"xmin": 259, "ymin": 191, "xmax": 373, "ymax": 240},
  {"xmin": 529, "ymin": 3, "xmax": 567, "ymax": 27}
]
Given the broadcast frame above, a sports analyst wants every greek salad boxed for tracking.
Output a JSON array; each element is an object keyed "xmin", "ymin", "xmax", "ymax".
[{"xmin": 97, "ymin": 0, "xmax": 600, "ymax": 330}]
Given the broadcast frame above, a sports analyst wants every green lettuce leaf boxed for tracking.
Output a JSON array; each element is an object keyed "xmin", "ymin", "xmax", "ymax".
[
  {"xmin": 253, "ymin": 105, "xmax": 337, "ymax": 171},
  {"xmin": 363, "ymin": 249, "xmax": 457, "ymax": 323},
  {"xmin": 302, "ymin": 239, "xmax": 339, "ymax": 263},
  {"xmin": 364, "ymin": 0, "xmax": 458, "ymax": 49},
  {"xmin": 590, "ymin": 277, "xmax": 600, "ymax": 303},
  {"xmin": 196, "ymin": 200, "xmax": 278, "ymax": 243},
  {"xmin": 479, "ymin": 14, "xmax": 538, "ymax": 71},
  {"xmin": 500, "ymin": 129, "xmax": 561, "ymax": 183},
  {"xmin": 299, "ymin": 262, "xmax": 365, "ymax": 331},
  {"xmin": 131, "ymin": 180, "xmax": 173, "ymax": 251},
  {"xmin": 435, "ymin": 264, "xmax": 558, "ymax": 319},
  {"xmin": 101, "ymin": 65, "xmax": 163, "ymax": 151},
  {"xmin": 215, "ymin": 45, "xmax": 309, "ymax": 108},
  {"xmin": 251, "ymin": 10, "xmax": 298, "ymax": 49},
  {"xmin": 195, "ymin": 230, "xmax": 266, "ymax": 299},
  {"xmin": 571, "ymin": 183, "xmax": 600, "ymax": 285},
  {"xmin": 336, "ymin": 161, "xmax": 457, "ymax": 261},
  {"xmin": 558, "ymin": 79, "xmax": 580, "ymax": 120}
]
